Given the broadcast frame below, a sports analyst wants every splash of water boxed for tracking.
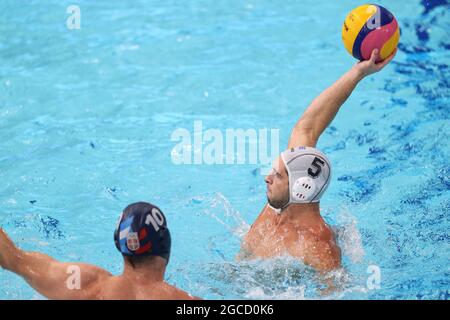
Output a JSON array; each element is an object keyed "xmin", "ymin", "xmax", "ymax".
[
  {"xmin": 203, "ymin": 192, "xmax": 251, "ymax": 238},
  {"xmin": 202, "ymin": 257, "xmax": 316, "ymax": 299},
  {"xmin": 335, "ymin": 206, "xmax": 365, "ymax": 264}
]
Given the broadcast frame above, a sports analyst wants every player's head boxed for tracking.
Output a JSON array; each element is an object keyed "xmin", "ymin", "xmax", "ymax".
[
  {"xmin": 265, "ymin": 146, "xmax": 332, "ymax": 211},
  {"xmin": 114, "ymin": 202, "xmax": 171, "ymax": 267}
]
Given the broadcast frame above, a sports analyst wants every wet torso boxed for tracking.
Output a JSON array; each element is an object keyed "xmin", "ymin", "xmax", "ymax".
[{"xmin": 240, "ymin": 204, "xmax": 341, "ymax": 269}]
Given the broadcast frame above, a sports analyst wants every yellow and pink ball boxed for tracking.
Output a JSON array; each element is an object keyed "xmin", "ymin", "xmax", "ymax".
[{"xmin": 342, "ymin": 4, "xmax": 400, "ymax": 62}]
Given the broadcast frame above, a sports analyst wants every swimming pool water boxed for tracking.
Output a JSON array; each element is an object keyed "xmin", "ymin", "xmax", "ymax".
[{"xmin": 0, "ymin": 0, "xmax": 449, "ymax": 299}]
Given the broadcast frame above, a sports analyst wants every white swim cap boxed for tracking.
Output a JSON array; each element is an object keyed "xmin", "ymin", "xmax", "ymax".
[{"xmin": 280, "ymin": 146, "xmax": 332, "ymax": 206}]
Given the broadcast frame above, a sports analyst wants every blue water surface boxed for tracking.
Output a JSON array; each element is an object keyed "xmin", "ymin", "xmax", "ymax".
[{"xmin": 0, "ymin": 0, "xmax": 449, "ymax": 299}]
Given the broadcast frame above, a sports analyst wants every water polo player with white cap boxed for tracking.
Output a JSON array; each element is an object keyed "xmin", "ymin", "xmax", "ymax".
[
  {"xmin": 274, "ymin": 146, "xmax": 332, "ymax": 210},
  {"xmin": 238, "ymin": 47, "xmax": 396, "ymax": 272}
]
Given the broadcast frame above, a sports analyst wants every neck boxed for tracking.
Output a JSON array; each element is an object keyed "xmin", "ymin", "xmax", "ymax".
[
  {"xmin": 122, "ymin": 258, "xmax": 166, "ymax": 283},
  {"xmin": 277, "ymin": 202, "xmax": 322, "ymax": 225}
]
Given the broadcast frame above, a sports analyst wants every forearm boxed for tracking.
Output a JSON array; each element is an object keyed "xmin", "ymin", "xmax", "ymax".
[{"xmin": 294, "ymin": 67, "xmax": 364, "ymax": 141}]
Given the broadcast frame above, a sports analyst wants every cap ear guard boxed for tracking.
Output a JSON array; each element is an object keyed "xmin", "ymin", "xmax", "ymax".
[{"xmin": 292, "ymin": 177, "xmax": 317, "ymax": 201}]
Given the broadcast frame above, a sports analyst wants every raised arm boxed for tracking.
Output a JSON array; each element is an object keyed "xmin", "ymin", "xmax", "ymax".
[
  {"xmin": 288, "ymin": 48, "xmax": 397, "ymax": 148},
  {"xmin": 0, "ymin": 228, "xmax": 112, "ymax": 300}
]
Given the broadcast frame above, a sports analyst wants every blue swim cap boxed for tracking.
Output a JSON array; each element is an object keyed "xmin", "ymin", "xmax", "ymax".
[{"xmin": 114, "ymin": 202, "xmax": 171, "ymax": 263}]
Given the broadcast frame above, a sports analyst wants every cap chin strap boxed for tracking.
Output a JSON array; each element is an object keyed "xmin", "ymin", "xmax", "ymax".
[
  {"xmin": 268, "ymin": 198, "xmax": 290, "ymax": 215},
  {"xmin": 268, "ymin": 203, "xmax": 281, "ymax": 214}
]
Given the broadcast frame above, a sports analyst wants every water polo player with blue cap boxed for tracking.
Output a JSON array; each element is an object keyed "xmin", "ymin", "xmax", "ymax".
[
  {"xmin": 238, "ymin": 47, "xmax": 396, "ymax": 272},
  {"xmin": 0, "ymin": 202, "xmax": 199, "ymax": 299},
  {"xmin": 114, "ymin": 202, "xmax": 171, "ymax": 264}
]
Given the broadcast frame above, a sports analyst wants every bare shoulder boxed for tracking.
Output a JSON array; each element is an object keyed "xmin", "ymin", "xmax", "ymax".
[
  {"xmin": 239, "ymin": 204, "xmax": 271, "ymax": 253},
  {"xmin": 286, "ymin": 227, "xmax": 341, "ymax": 272},
  {"xmin": 242, "ymin": 205, "xmax": 270, "ymax": 239},
  {"xmin": 68, "ymin": 263, "xmax": 113, "ymax": 299},
  {"xmin": 76, "ymin": 263, "xmax": 113, "ymax": 277},
  {"xmin": 72, "ymin": 263, "xmax": 113, "ymax": 289},
  {"xmin": 174, "ymin": 288, "xmax": 202, "ymax": 300},
  {"xmin": 161, "ymin": 283, "xmax": 201, "ymax": 300},
  {"xmin": 251, "ymin": 204, "xmax": 272, "ymax": 227}
]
